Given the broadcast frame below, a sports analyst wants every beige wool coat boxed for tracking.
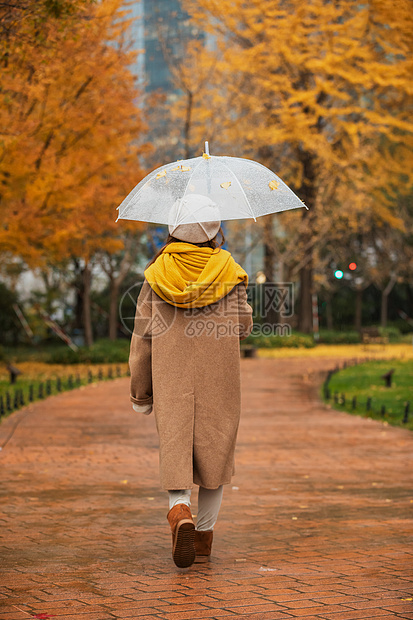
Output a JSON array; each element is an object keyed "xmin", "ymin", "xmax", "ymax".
[{"xmin": 129, "ymin": 280, "xmax": 253, "ymax": 490}]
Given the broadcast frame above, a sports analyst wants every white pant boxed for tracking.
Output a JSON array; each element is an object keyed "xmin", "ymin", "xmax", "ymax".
[{"xmin": 168, "ymin": 486, "xmax": 224, "ymax": 531}]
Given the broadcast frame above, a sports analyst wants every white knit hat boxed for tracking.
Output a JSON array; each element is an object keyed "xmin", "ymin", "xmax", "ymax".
[{"xmin": 168, "ymin": 194, "xmax": 221, "ymax": 243}]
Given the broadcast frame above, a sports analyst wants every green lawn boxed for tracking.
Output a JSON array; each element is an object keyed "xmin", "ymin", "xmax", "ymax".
[
  {"xmin": 323, "ymin": 359, "xmax": 413, "ymax": 431},
  {"xmin": 0, "ymin": 362, "xmax": 129, "ymax": 419}
]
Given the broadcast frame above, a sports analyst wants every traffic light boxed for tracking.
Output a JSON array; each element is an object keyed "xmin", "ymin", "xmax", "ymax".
[
  {"xmin": 349, "ymin": 262, "xmax": 357, "ymax": 271},
  {"xmin": 334, "ymin": 269, "xmax": 344, "ymax": 279}
]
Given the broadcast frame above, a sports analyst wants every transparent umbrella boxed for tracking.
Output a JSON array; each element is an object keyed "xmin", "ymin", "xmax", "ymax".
[{"xmin": 116, "ymin": 142, "xmax": 307, "ymax": 225}]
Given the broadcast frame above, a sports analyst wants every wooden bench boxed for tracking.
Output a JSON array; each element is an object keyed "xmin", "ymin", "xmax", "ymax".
[
  {"xmin": 240, "ymin": 344, "xmax": 257, "ymax": 358},
  {"xmin": 360, "ymin": 327, "xmax": 388, "ymax": 351}
]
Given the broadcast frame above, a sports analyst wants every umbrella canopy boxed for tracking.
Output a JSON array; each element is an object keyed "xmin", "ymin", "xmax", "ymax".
[{"xmin": 116, "ymin": 143, "xmax": 307, "ymax": 224}]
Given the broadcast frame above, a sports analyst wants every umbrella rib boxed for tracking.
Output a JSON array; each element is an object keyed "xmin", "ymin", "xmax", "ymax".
[
  {"xmin": 170, "ymin": 158, "xmax": 206, "ymax": 229},
  {"xmin": 220, "ymin": 160, "xmax": 257, "ymax": 221},
  {"xmin": 181, "ymin": 158, "xmax": 204, "ymax": 200}
]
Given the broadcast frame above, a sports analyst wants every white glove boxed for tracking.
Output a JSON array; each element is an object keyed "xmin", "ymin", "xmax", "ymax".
[{"xmin": 132, "ymin": 403, "xmax": 152, "ymax": 415}]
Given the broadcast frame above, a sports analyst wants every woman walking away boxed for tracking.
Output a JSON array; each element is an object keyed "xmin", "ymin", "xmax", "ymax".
[{"xmin": 129, "ymin": 194, "xmax": 253, "ymax": 568}]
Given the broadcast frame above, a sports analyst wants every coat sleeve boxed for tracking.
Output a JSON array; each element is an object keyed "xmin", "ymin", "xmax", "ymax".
[
  {"xmin": 129, "ymin": 281, "xmax": 153, "ymax": 406},
  {"xmin": 237, "ymin": 283, "xmax": 254, "ymax": 340}
]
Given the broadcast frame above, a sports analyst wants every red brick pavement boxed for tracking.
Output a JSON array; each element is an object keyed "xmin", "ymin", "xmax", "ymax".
[{"xmin": 0, "ymin": 358, "xmax": 412, "ymax": 620}]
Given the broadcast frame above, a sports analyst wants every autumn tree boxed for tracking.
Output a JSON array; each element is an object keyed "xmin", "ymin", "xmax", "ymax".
[
  {"xmin": 183, "ymin": 0, "xmax": 413, "ymax": 332},
  {"xmin": 0, "ymin": 0, "xmax": 148, "ymax": 345}
]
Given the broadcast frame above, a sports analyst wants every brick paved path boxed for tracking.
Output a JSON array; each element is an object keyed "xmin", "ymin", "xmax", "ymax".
[{"xmin": 1, "ymin": 358, "xmax": 412, "ymax": 620}]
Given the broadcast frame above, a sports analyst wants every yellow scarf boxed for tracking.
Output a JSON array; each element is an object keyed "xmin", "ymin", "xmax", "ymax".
[{"xmin": 144, "ymin": 242, "xmax": 248, "ymax": 308}]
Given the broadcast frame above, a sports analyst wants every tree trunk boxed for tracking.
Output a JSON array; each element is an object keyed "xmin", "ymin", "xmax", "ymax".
[
  {"xmin": 74, "ymin": 273, "xmax": 83, "ymax": 330},
  {"xmin": 82, "ymin": 263, "xmax": 93, "ymax": 347},
  {"xmin": 326, "ymin": 291, "xmax": 334, "ymax": 330},
  {"xmin": 298, "ymin": 261, "xmax": 313, "ymax": 333},
  {"xmin": 184, "ymin": 90, "xmax": 193, "ymax": 160},
  {"xmin": 263, "ymin": 214, "xmax": 275, "ymax": 282},
  {"xmin": 263, "ymin": 214, "xmax": 278, "ymax": 326},
  {"xmin": 381, "ymin": 290, "xmax": 388, "ymax": 328},
  {"xmin": 355, "ymin": 287, "xmax": 363, "ymax": 332},
  {"xmin": 380, "ymin": 275, "xmax": 397, "ymax": 328},
  {"xmin": 109, "ymin": 277, "xmax": 120, "ymax": 341},
  {"xmin": 297, "ymin": 148, "xmax": 317, "ymax": 333}
]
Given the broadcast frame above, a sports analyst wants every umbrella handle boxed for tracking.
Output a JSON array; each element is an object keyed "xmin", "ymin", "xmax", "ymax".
[{"xmin": 204, "ymin": 141, "xmax": 210, "ymax": 156}]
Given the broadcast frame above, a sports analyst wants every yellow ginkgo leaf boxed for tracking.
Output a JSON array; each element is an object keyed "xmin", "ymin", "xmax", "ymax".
[
  {"xmin": 220, "ymin": 181, "xmax": 232, "ymax": 190},
  {"xmin": 171, "ymin": 166, "xmax": 181, "ymax": 171},
  {"xmin": 181, "ymin": 166, "xmax": 191, "ymax": 172},
  {"xmin": 202, "ymin": 152, "xmax": 211, "ymax": 160},
  {"xmin": 156, "ymin": 170, "xmax": 167, "ymax": 179},
  {"xmin": 269, "ymin": 180, "xmax": 280, "ymax": 190}
]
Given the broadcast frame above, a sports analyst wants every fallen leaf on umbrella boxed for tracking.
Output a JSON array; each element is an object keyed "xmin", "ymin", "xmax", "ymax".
[
  {"xmin": 220, "ymin": 181, "xmax": 231, "ymax": 189},
  {"xmin": 171, "ymin": 166, "xmax": 181, "ymax": 171},
  {"xmin": 269, "ymin": 180, "xmax": 279, "ymax": 190},
  {"xmin": 202, "ymin": 152, "xmax": 211, "ymax": 160},
  {"xmin": 180, "ymin": 166, "xmax": 191, "ymax": 172},
  {"xmin": 156, "ymin": 170, "xmax": 167, "ymax": 179}
]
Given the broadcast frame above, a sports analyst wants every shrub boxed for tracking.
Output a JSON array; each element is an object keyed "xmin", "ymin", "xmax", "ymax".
[
  {"xmin": 244, "ymin": 332, "xmax": 315, "ymax": 348},
  {"xmin": 378, "ymin": 326, "xmax": 401, "ymax": 342},
  {"xmin": 47, "ymin": 338, "xmax": 130, "ymax": 364},
  {"xmin": 318, "ymin": 330, "xmax": 361, "ymax": 344}
]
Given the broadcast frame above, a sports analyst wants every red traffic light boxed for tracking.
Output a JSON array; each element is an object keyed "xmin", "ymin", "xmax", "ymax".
[{"xmin": 349, "ymin": 262, "xmax": 357, "ymax": 271}]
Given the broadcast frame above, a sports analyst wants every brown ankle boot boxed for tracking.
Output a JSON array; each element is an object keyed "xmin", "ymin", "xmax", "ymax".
[
  {"xmin": 167, "ymin": 504, "xmax": 195, "ymax": 568},
  {"xmin": 194, "ymin": 530, "xmax": 213, "ymax": 563}
]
